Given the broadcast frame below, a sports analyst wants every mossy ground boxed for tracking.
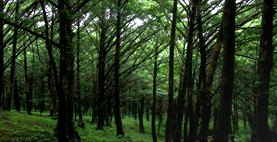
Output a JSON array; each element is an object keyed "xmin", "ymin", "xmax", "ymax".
[
  {"xmin": 0, "ymin": 111, "xmax": 166, "ymax": 142},
  {"xmin": 1, "ymin": 110, "xmax": 268, "ymax": 142}
]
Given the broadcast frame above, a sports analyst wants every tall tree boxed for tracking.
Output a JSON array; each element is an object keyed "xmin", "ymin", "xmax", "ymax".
[
  {"xmin": 4, "ymin": 0, "xmax": 19, "ymax": 111},
  {"xmin": 152, "ymin": 45, "xmax": 158, "ymax": 142},
  {"xmin": 77, "ymin": 0, "xmax": 82, "ymax": 123},
  {"xmin": 186, "ymin": 1, "xmax": 197, "ymax": 141},
  {"xmin": 57, "ymin": 0, "xmax": 80, "ymax": 140},
  {"xmin": 114, "ymin": 0, "xmax": 124, "ymax": 136},
  {"xmin": 256, "ymin": 0, "xmax": 275, "ymax": 141},
  {"xmin": 24, "ymin": 48, "xmax": 32, "ymax": 115},
  {"xmin": 0, "ymin": 0, "xmax": 4, "ymax": 109},
  {"xmin": 165, "ymin": 0, "xmax": 177, "ymax": 141},
  {"xmin": 40, "ymin": 1, "xmax": 58, "ymax": 117},
  {"xmin": 97, "ymin": 14, "xmax": 107, "ymax": 130},
  {"xmin": 174, "ymin": 0, "xmax": 196, "ymax": 140},
  {"xmin": 215, "ymin": 0, "xmax": 236, "ymax": 141}
]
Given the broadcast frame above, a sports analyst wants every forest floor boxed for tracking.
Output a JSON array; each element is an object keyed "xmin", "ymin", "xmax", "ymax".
[
  {"xmin": 1, "ymin": 110, "xmax": 269, "ymax": 142},
  {"xmin": 0, "ymin": 111, "xmax": 166, "ymax": 142}
]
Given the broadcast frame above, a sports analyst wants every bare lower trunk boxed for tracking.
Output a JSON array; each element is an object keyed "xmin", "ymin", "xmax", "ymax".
[
  {"xmin": 0, "ymin": 0, "xmax": 3, "ymax": 109},
  {"xmin": 215, "ymin": 0, "xmax": 236, "ymax": 140},
  {"xmin": 165, "ymin": 0, "xmax": 177, "ymax": 141},
  {"xmin": 256, "ymin": 0, "xmax": 275, "ymax": 141},
  {"xmin": 57, "ymin": 0, "xmax": 80, "ymax": 141},
  {"xmin": 139, "ymin": 96, "xmax": 145, "ymax": 133},
  {"xmin": 114, "ymin": 0, "xmax": 124, "ymax": 135}
]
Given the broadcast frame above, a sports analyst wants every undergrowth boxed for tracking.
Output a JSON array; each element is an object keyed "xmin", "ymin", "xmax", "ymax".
[{"xmin": 0, "ymin": 111, "xmax": 165, "ymax": 142}]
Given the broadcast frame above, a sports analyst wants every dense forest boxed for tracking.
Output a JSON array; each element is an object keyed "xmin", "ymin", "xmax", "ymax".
[{"xmin": 0, "ymin": 0, "xmax": 276, "ymax": 141}]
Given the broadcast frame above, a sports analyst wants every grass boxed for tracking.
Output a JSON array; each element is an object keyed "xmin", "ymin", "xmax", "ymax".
[
  {"xmin": 0, "ymin": 111, "xmax": 166, "ymax": 142},
  {"xmin": 2, "ymin": 110, "xmax": 271, "ymax": 142}
]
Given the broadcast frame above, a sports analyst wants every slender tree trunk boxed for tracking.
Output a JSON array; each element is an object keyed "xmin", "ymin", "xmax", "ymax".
[
  {"xmin": 114, "ymin": 0, "xmax": 124, "ymax": 136},
  {"xmin": 40, "ymin": 75, "xmax": 45, "ymax": 115},
  {"xmin": 165, "ymin": 0, "xmax": 177, "ymax": 141},
  {"xmin": 139, "ymin": 96, "xmax": 145, "ymax": 133},
  {"xmin": 24, "ymin": 48, "xmax": 31, "ymax": 115},
  {"xmin": 97, "ymin": 20, "xmax": 106, "ymax": 130},
  {"xmin": 214, "ymin": 0, "xmax": 236, "ymax": 140},
  {"xmin": 134, "ymin": 101, "xmax": 137, "ymax": 120},
  {"xmin": 0, "ymin": 0, "xmax": 4, "ymax": 109},
  {"xmin": 77, "ymin": 0, "xmax": 82, "ymax": 122},
  {"xmin": 57, "ymin": 0, "xmax": 80, "ymax": 141},
  {"xmin": 14, "ymin": 79, "xmax": 20, "ymax": 112},
  {"xmin": 184, "ymin": 112, "xmax": 189, "ymax": 140},
  {"xmin": 48, "ymin": 64, "xmax": 55, "ymax": 116},
  {"xmin": 41, "ymin": 1, "xmax": 58, "ymax": 117},
  {"xmin": 207, "ymin": 27, "xmax": 223, "ymax": 140},
  {"xmin": 187, "ymin": 1, "xmax": 196, "ymax": 141},
  {"xmin": 152, "ymin": 45, "xmax": 158, "ymax": 142},
  {"xmin": 157, "ymin": 96, "xmax": 163, "ymax": 135},
  {"xmin": 5, "ymin": 1, "xmax": 19, "ymax": 111},
  {"xmin": 145, "ymin": 103, "xmax": 150, "ymax": 121},
  {"xmin": 196, "ymin": 0, "xmax": 210, "ymax": 141},
  {"xmin": 256, "ymin": 0, "xmax": 275, "ymax": 141}
]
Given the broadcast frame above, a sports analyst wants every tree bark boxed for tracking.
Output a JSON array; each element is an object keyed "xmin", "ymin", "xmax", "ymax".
[
  {"xmin": 256, "ymin": 0, "xmax": 275, "ymax": 141},
  {"xmin": 14, "ymin": 79, "xmax": 20, "ymax": 112},
  {"xmin": 139, "ymin": 96, "xmax": 145, "ymax": 133},
  {"xmin": 77, "ymin": 0, "xmax": 82, "ymax": 122},
  {"xmin": 40, "ymin": 75, "xmax": 45, "ymax": 115},
  {"xmin": 41, "ymin": 1, "xmax": 58, "ymax": 117},
  {"xmin": 97, "ymin": 17, "xmax": 107, "ymax": 130},
  {"xmin": 165, "ymin": 0, "xmax": 177, "ymax": 141},
  {"xmin": 24, "ymin": 48, "xmax": 32, "ymax": 115},
  {"xmin": 5, "ymin": 1, "xmax": 19, "ymax": 111},
  {"xmin": 197, "ymin": 0, "xmax": 210, "ymax": 141},
  {"xmin": 186, "ymin": 1, "xmax": 196, "ymax": 141},
  {"xmin": 214, "ymin": 0, "xmax": 236, "ymax": 140},
  {"xmin": 0, "ymin": 0, "xmax": 4, "ymax": 109},
  {"xmin": 57, "ymin": 0, "xmax": 80, "ymax": 141},
  {"xmin": 152, "ymin": 45, "xmax": 158, "ymax": 142},
  {"xmin": 114, "ymin": 0, "xmax": 124, "ymax": 136}
]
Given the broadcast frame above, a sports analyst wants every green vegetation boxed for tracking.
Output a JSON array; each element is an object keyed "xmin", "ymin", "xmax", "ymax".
[{"xmin": 0, "ymin": 111, "xmax": 166, "ymax": 142}]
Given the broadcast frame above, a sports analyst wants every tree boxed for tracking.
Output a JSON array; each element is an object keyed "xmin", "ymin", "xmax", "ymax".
[
  {"xmin": 4, "ymin": 0, "xmax": 19, "ymax": 111},
  {"xmin": 165, "ymin": 0, "xmax": 177, "ymax": 141},
  {"xmin": 0, "ymin": 0, "xmax": 4, "ymax": 109},
  {"xmin": 152, "ymin": 45, "xmax": 158, "ymax": 142},
  {"xmin": 256, "ymin": 0, "xmax": 275, "ymax": 141},
  {"xmin": 114, "ymin": 0, "xmax": 124, "ymax": 136},
  {"xmin": 215, "ymin": 0, "xmax": 236, "ymax": 141},
  {"xmin": 57, "ymin": 0, "xmax": 80, "ymax": 140}
]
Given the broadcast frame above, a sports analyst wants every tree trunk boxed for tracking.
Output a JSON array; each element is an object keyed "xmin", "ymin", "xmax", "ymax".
[
  {"xmin": 184, "ymin": 112, "xmax": 189, "ymax": 140},
  {"xmin": 14, "ymin": 79, "xmax": 20, "ymax": 112},
  {"xmin": 134, "ymin": 101, "xmax": 137, "ymax": 120},
  {"xmin": 41, "ymin": 1, "xmax": 58, "ymax": 117},
  {"xmin": 40, "ymin": 76, "xmax": 45, "ymax": 115},
  {"xmin": 157, "ymin": 96, "xmax": 163, "ymax": 135},
  {"xmin": 114, "ymin": 0, "xmax": 124, "ymax": 136},
  {"xmin": 97, "ymin": 16, "xmax": 107, "ymax": 130},
  {"xmin": 0, "ymin": 0, "xmax": 4, "ymax": 109},
  {"xmin": 256, "ymin": 0, "xmax": 275, "ymax": 141},
  {"xmin": 139, "ymin": 96, "xmax": 145, "ymax": 133},
  {"xmin": 57, "ymin": 0, "xmax": 80, "ymax": 141},
  {"xmin": 5, "ymin": 1, "xmax": 18, "ymax": 111},
  {"xmin": 48, "ymin": 64, "xmax": 56, "ymax": 116},
  {"xmin": 145, "ymin": 103, "xmax": 150, "ymax": 121},
  {"xmin": 204, "ymin": 25, "xmax": 223, "ymax": 141},
  {"xmin": 152, "ymin": 45, "xmax": 158, "ymax": 142},
  {"xmin": 76, "ymin": 0, "xmax": 82, "ymax": 123},
  {"xmin": 186, "ymin": 1, "xmax": 196, "ymax": 141},
  {"xmin": 165, "ymin": 0, "xmax": 177, "ymax": 141},
  {"xmin": 214, "ymin": 0, "xmax": 236, "ymax": 140},
  {"xmin": 197, "ymin": 0, "xmax": 210, "ymax": 141}
]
